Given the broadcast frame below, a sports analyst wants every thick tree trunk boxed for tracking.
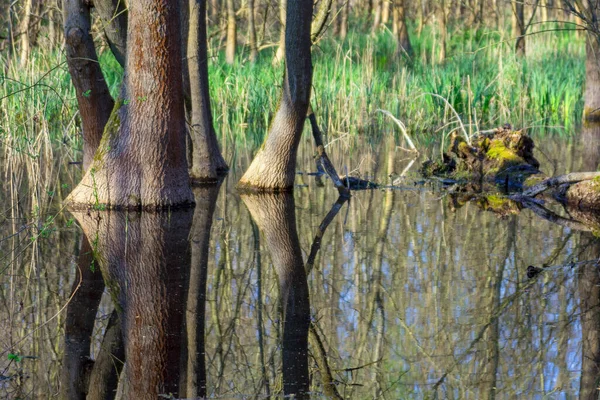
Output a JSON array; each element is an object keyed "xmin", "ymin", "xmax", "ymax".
[
  {"xmin": 248, "ymin": 0, "xmax": 258, "ymax": 62},
  {"xmin": 73, "ymin": 210, "xmax": 193, "ymax": 399},
  {"xmin": 239, "ymin": 0, "xmax": 313, "ymax": 190},
  {"xmin": 66, "ymin": 0, "xmax": 193, "ymax": 210},
  {"xmin": 273, "ymin": 0, "xmax": 286, "ymax": 65},
  {"xmin": 61, "ymin": 236, "xmax": 105, "ymax": 400},
  {"xmin": 585, "ymin": 35, "xmax": 600, "ymax": 121},
  {"xmin": 62, "ymin": 0, "xmax": 114, "ymax": 170},
  {"xmin": 187, "ymin": 0, "xmax": 228, "ymax": 180},
  {"xmin": 242, "ymin": 193, "xmax": 310, "ymax": 399},
  {"xmin": 180, "ymin": 184, "xmax": 221, "ymax": 398},
  {"xmin": 93, "ymin": 0, "xmax": 128, "ymax": 67},
  {"xmin": 393, "ymin": 0, "xmax": 413, "ymax": 57},
  {"xmin": 225, "ymin": 0, "xmax": 236, "ymax": 64}
]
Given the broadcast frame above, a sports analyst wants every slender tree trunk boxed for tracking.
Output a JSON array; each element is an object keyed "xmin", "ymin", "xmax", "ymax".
[
  {"xmin": 242, "ymin": 193, "xmax": 310, "ymax": 399},
  {"xmin": 273, "ymin": 0, "xmax": 286, "ymax": 65},
  {"xmin": 61, "ymin": 236, "xmax": 105, "ymax": 400},
  {"xmin": 225, "ymin": 0, "xmax": 236, "ymax": 64},
  {"xmin": 393, "ymin": 0, "xmax": 412, "ymax": 57},
  {"xmin": 372, "ymin": 0, "xmax": 382, "ymax": 33},
  {"xmin": 66, "ymin": 0, "xmax": 193, "ymax": 210},
  {"xmin": 436, "ymin": 0, "xmax": 447, "ymax": 62},
  {"xmin": 93, "ymin": 0, "xmax": 128, "ymax": 67},
  {"xmin": 210, "ymin": 0, "xmax": 218, "ymax": 23},
  {"xmin": 514, "ymin": 0, "xmax": 526, "ymax": 56},
  {"xmin": 62, "ymin": 0, "xmax": 115, "ymax": 170},
  {"xmin": 248, "ymin": 0, "xmax": 258, "ymax": 62},
  {"xmin": 585, "ymin": 35, "xmax": 600, "ymax": 121},
  {"xmin": 381, "ymin": 0, "xmax": 390, "ymax": 26},
  {"xmin": 239, "ymin": 0, "xmax": 313, "ymax": 190},
  {"xmin": 87, "ymin": 310, "xmax": 125, "ymax": 400},
  {"xmin": 340, "ymin": 0, "xmax": 349, "ymax": 40},
  {"xmin": 181, "ymin": 184, "xmax": 221, "ymax": 398},
  {"xmin": 187, "ymin": 0, "xmax": 228, "ymax": 180},
  {"xmin": 18, "ymin": 0, "xmax": 33, "ymax": 67}
]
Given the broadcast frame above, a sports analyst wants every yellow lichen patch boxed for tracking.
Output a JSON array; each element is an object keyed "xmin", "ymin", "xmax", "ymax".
[{"xmin": 486, "ymin": 140, "xmax": 523, "ymax": 163}]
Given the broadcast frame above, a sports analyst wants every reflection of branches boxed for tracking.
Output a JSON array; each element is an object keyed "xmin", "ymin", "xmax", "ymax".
[
  {"xmin": 305, "ymin": 196, "xmax": 350, "ymax": 275},
  {"xmin": 513, "ymin": 195, "xmax": 593, "ymax": 232}
]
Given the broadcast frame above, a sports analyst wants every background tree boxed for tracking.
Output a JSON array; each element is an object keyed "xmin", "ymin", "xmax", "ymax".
[
  {"xmin": 226, "ymin": 0, "xmax": 237, "ymax": 64},
  {"xmin": 239, "ymin": 0, "xmax": 313, "ymax": 190}
]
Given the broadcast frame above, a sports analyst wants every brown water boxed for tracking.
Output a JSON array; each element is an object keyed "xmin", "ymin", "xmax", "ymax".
[{"xmin": 0, "ymin": 130, "xmax": 599, "ymax": 399}]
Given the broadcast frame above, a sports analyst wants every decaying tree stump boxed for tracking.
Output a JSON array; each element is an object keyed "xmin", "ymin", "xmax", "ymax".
[{"xmin": 422, "ymin": 125, "xmax": 600, "ymax": 223}]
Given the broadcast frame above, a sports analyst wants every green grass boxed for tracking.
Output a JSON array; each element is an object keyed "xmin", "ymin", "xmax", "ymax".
[{"xmin": 0, "ymin": 23, "xmax": 587, "ymax": 159}]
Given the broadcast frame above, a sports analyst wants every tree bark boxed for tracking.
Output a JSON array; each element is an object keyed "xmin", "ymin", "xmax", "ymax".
[
  {"xmin": 225, "ymin": 0, "xmax": 236, "ymax": 64},
  {"xmin": 66, "ymin": 0, "xmax": 193, "ymax": 210},
  {"xmin": 187, "ymin": 0, "xmax": 228, "ymax": 180},
  {"xmin": 73, "ymin": 209, "xmax": 193, "ymax": 399},
  {"xmin": 62, "ymin": 0, "xmax": 115, "ymax": 170},
  {"xmin": 239, "ymin": 0, "xmax": 313, "ymax": 191},
  {"xmin": 93, "ymin": 0, "xmax": 128, "ymax": 68},
  {"xmin": 242, "ymin": 193, "xmax": 310, "ymax": 399}
]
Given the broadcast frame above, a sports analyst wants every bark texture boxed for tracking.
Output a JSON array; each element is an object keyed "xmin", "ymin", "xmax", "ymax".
[
  {"xmin": 239, "ymin": 0, "xmax": 313, "ymax": 190},
  {"xmin": 242, "ymin": 193, "xmax": 310, "ymax": 399},
  {"xmin": 66, "ymin": 0, "xmax": 193, "ymax": 210},
  {"xmin": 187, "ymin": 0, "xmax": 228, "ymax": 180},
  {"xmin": 73, "ymin": 209, "xmax": 193, "ymax": 399},
  {"xmin": 62, "ymin": 0, "xmax": 115, "ymax": 170}
]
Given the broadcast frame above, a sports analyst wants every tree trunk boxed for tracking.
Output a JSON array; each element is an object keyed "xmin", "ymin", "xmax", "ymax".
[
  {"xmin": 273, "ymin": 0, "xmax": 286, "ymax": 65},
  {"xmin": 62, "ymin": 0, "xmax": 115, "ymax": 170},
  {"xmin": 87, "ymin": 310, "xmax": 125, "ymax": 400},
  {"xmin": 585, "ymin": 35, "xmax": 600, "ymax": 121},
  {"xmin": 187, "ymin": 0, "xmax": 228, "ymax": 180},
  {"xmin": 242, "ymin": 193, "xmax": 310, "ymax": 399},
  {"xmin": 514, "ymin": 0, "xmax": 526, "ymax": 56},
  {"xmin": 382, "ymin": 0, "xmax": 390, "ymax": 26},
  {"xmin": 61, "ymin": 236, "xmax": 105, "ymax": 400},
  {"xmin": 180, "ymin": 184, "xmax": 221, "ymax": 398},
  {"xmin": 18, "ymin": 0, "xmax": 33, "ymax": 67},
  {"xmin": 66, "ymin": 0, "xmax": 193, "ymax": 210},
  {"xmin": 339, "ymin": 0, "xmax": 349, "ymax": 40},
  {"xmin": 225, "ymin": 0, "xmax": 236, "ymax": 64},
  {"xmin": 93, "ymin": 0, "xmax": 128, "ymax": 67},
  {"xmin": 73, "ymin": 209, "xmax": 193, "ymax": 399},
  {"xmin": 372, "ymin": 0, "xmax": 382, "ymax": 33},
  {"xmin": 210, "ymin": 0, "xmax": 218, "ymax": 23},
  {"xmin": 435, "ymin": 0, "xmax": 447, "ymax": 62},
  {"xmin": 578, "ymin": 234, "xmax": 600, "ymax": 400},
  {"xmin": 239, "ymin": 0, "xmax": 313, "ymax": 191},
  {"xmin": 248, "ymin": 0, "xmax": 258, "ymax": 62},
  {"xmin": 393, "ymin": 0, "xmax": 413, "ymax": 57}
]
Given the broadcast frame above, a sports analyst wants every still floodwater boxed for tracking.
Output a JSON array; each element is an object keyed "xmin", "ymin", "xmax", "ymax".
[{"xmin": 0, "ymin": 130, "xmax": 599, "ymax": 399}]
